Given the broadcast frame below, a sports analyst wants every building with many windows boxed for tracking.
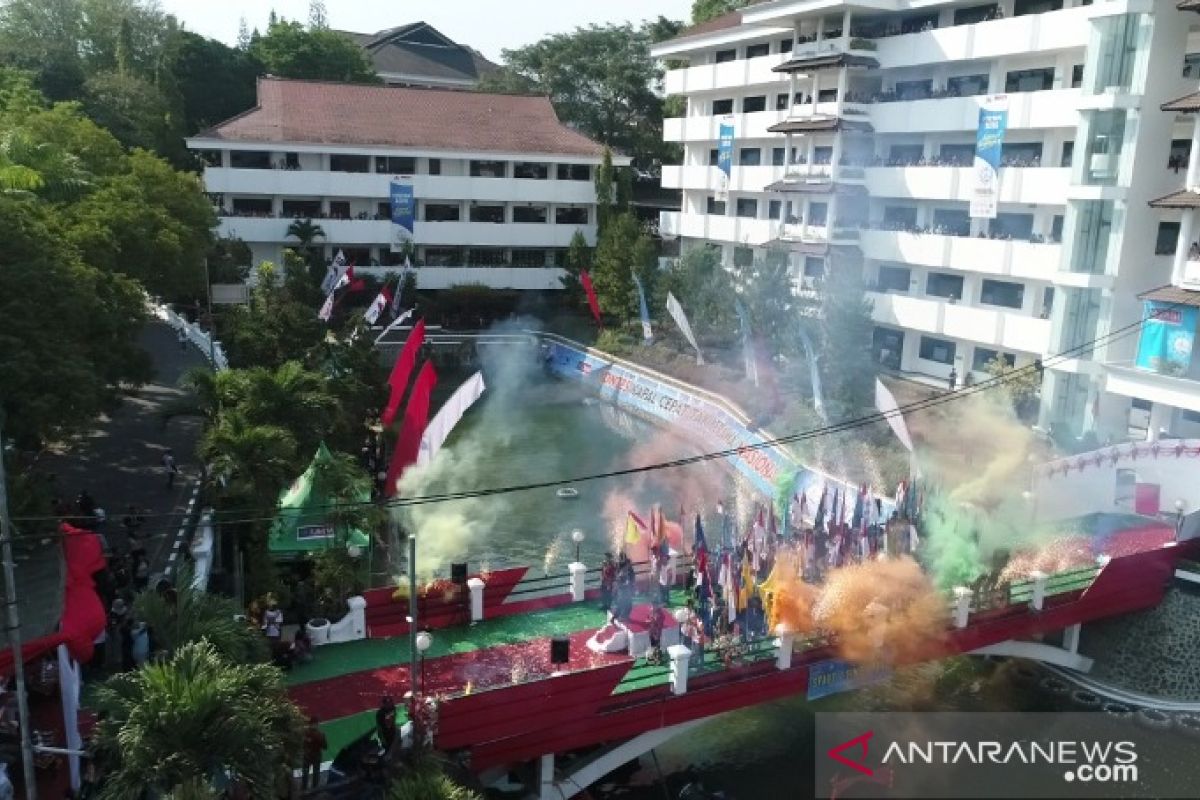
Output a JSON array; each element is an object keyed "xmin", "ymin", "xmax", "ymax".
[
  {"xmin": 187, "ymin": 77, "xmax": 622, "ymax": 290},
  {"xmin": 651, "ymin": 0, "xmax": 1200, "ymax": 442}
]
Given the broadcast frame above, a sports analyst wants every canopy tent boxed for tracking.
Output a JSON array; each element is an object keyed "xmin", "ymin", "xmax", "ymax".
[{"xmin": 269, "ymin": 443, "xmax": 371, "ymax": 556}]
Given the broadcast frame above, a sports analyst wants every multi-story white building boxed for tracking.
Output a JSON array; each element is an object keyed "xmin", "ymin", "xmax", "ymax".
[
  {"xmin": 187, "ymin": 77, "xmax": 622, "ymax": 290},
  {"xmin": 652, "ymin": 0, "xmax": 1199, "ymax": 442}
]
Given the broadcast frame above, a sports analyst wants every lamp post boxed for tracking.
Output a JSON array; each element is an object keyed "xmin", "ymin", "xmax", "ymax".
[
  {"xmin": 415, "ymin": 630, "xmax": 433, "ymax": 696},
  {"xmin": 571, "ymin": 528, "xmax": 585, "ymax": 562}
]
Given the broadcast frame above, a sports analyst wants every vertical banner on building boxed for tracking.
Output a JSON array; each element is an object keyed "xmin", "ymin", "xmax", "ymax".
[
  {"xmin": 1136, "ymin": 300, "xmax": 1198, "ymax": 372},
  {"xmin": 716, "ymin": 116, "xmax": 735, "ymax": 200},
  {"xmin": 970, "ymin": 95, "xmax": 1008, "ymax": 219},
  {"xmin": 389, "ymin": 176, "xmax": 415, "ymax": 252}
]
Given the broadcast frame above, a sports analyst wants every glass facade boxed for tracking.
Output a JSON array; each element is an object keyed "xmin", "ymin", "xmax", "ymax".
[{"xmin": 1067, "ymin": 200, "xmax": 1121, "ymax": 275}]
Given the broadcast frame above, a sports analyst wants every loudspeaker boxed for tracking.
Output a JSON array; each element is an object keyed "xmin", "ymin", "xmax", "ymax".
[
  {"xmin": 550, "ymin": 636, "xmax": 570, "ymax": 665},
  {"xmin": 451, "ymin": 562, "xmax": 468, "ymax": 585}
]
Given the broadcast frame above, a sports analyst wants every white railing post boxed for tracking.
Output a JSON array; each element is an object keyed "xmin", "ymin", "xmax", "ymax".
[
  {"xmin": 569, "ymin": 562, "xmax": 587, "ymax": 602},
  {"xmin": 1030, "ymin": 570, "xmax": 1047, "ymax": 611},
  {"xmin": 467, "ymin": 577, "xmax": 485, "ymax": 623},
  {"xmin": 667, "ymin": 645, "xmax": 692, "ymax": 695},
  {"xmin": 775, "ymin": 628, "xmax": 795, "ymax": 670},
  {"xmin": 953, "ymin": 587, "xmax": 973, "ymax": 628}
]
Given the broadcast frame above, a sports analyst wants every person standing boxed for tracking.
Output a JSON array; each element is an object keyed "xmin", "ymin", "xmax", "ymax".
[
  {"xmin": 301, "ymin": 716, "xmax": 327, "ymax": 790},
  {"xmin": 947, "ymin": 367, "xmax": 957, "ymax": 391},
  {"xmin": 261, "ymin": 599, "xmax": 284, "ymax": 648},
  {"xmin": 162, "ymin": 449, "xmax": 178, "ymax": 490}
]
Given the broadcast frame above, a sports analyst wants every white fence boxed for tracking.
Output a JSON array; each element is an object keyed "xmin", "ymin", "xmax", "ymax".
[{"xmin": 151, "ymin": 303, "xmax": 229, "ymax": 371}]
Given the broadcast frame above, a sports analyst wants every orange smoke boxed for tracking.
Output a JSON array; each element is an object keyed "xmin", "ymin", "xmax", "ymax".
[
  {"xmin": 766, "ymin": 573, "xmax": 818, "ymax": 635},
  {"xmin": 813, "ymin": 557, "xmax": 948, "ymax": 665}
]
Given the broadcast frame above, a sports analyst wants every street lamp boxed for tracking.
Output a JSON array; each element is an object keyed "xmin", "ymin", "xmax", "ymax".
[
  {"xmin": 571, "ymin": 528, "xmax": 585, "ymax": 562},
  {"xmin": 674, "ymin": 607, "xmax": 690, "ymax": 644},
  {"xmin": 415, "ymin": 630, "xmax": 433, "ymax": 695}
]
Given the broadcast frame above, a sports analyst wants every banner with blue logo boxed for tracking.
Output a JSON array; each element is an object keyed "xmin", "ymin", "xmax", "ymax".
[
  {"xmin": 716, "ymin": 117, "xmax": 734, "ymax": 197},
  {"xmin": 1136, "ymin": 300, "xmax": 1197, "ymax": 373},
  {"xmin": 970, "ymin": 95, "xmax": 1008, "ymax": 219},
  {"xmin": 632, "ymin": 272, "xmax": 653, "ymax": 343},
  {"xmin": 389, "ymin": 178, "xmax": 415, "ymax": 253},
  {"xmin": 807, "ymin": 659, "xmax": 892, "ymax": 701}
]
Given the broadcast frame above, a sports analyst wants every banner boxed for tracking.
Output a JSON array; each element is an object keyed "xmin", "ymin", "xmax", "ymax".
[
  {"xmin": 416, "ymin": 371, "xmax": 486, "ymax": 468},
  {"xmin": 666, "ymin": 292, "xmax": 703, "ymax": 364},
  {"xmin": 632, "ymin": 272, "xmax": 653, "ymax": 343},
  {"xmin": 807, "ymin": 658, "xmax": 891, "ymax": 700},
  {"xmin": 580, "ymin": 269, "xmax": 603, "ymax": 327},
  {"xmin": 389, "ymin": 177, "xmax": 415, "ymax": 252},
  {"xmin": 733, "ymin": 298, "xmax": 759, "ymax": 387},
  {"xmin": 382, "ymin": 319, "xmax": 426, "ymax": 426},
  {"xmin": 875, "ymin": 378, "xmax": 914, "ymax": 451},
  {"xmin": 385, "ymin": 360, "xmax": 437, "ymax": 496},
  {"xmin": 970, "ymin": 95, "xmax": 1008, "ymax": 219},
  {"xmin": 1136, "ymin": 301, "xmax": 1198, "ymax": 373},
  {"xmin": 716, "ymin": 117, "xmax": 734, "ymax": 199}
]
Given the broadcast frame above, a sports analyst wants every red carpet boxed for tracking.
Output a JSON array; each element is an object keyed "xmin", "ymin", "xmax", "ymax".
[{"xmin": 289, "ymin": 628, "xmax": 627, "ymax": 721}]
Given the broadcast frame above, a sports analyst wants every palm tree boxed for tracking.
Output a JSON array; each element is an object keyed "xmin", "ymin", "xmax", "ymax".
[
  {"xmin": 133, "ymin": 567, "xmax": 268, "ymax": 664},
  {"xmin": 199, "ymin": 410, "xmax": 298, "ymax": 506},
  {"xmin": 93, "ymin": 640, "xmax": 304, "ymax": 799},
  {"xmin": 241, "ymin": 361, "xmax": 339, "ymax": 454},
  {"xmin": 285, "ymin": 218, "xmax": 325, "ymax": 253}
]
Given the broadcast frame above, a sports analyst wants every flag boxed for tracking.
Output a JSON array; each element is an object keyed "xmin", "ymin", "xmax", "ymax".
[
  {"xmin": 875, "ymin": 378, "xmax": 914, "ymax": 452},
  {"xmin": 694, "ymin": 514, "xmax": 707, "ymax": 554},
  {"xmin": 666, "ymin": 292, "xmax": 703, "ymax": 364},
  {"xmin": 580, "ymin": 269, "xmax": 602, "ymax": 327},
  {"xmin": 364, "ymin": 284, "xmax": 394, "ymax": 325},
  {"xmin": 384, "ymin": 360, "xmax": 437, "ymax": 496},
  {"xmin": 625, "ymin": 511, "xmax": 648, "ymax": 544},
  {"xmin": 317, "ymin": 292, "xmax": 335, "ymax": 322},
  {"xmin": 375, "ymin": 308, "xmax": 414, "ymax": 346},
  {"xmin": 733, "ymin": 298, "xmax": 759, "ymax": 387},
  {"xmin": 390, "ymin": 257, "xmax": 412, "ymax": 316},
  {"xmin": 382, "ymin": 319, "xmax": 426, "ymax": 426},
  {"xmin": 417, "ymin": 372, "xmax": 486, "ymax": 468},
  {"xmin": 321, "ymin": 250, "xmax": 348, "ymax": 294},
  {"xmin": 632, "ymin": 272, "xmax": 653, "ymax": 343}
]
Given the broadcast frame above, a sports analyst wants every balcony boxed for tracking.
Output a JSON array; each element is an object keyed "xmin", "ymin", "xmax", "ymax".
[
  {"xmin": 663, "ymin": 52, "xmax": 789, "ymax": 95},
  {"xmin": 1104, "ymin": 364, "xmax": 1200, "ymax": 416},
  {"xmin": 659, "ymin": 211, "xmax": 775, "ymax": 245},
  {"xmin": 663, "ymin": 164, "xmax": 788, "ymax": 193},
  {"xmin": 217, "ymin": 216, "xmax": 595, "ymax": 248},
  {"xmin": 664, "ymin": 104, "xmax": 840, "ymax": 142},
  {"xmin": 203, "ymin": 168, "xmax": 596, "ymax": 204},
  {"xmin": 1183, "ymin": 260, "xmax": 1200, "ymax": 291},
  {"xmin": 868, "ymin": 89, "xmax": 1081, "ymax": 133},
  {"xmin": 859, "ymin": 229, "xmax": 1061, "ymax": 281},
  {"xmin": 868, "ymin": 292, "xmax": 1051, "ymax": 354},
  {"xmin": 864, "ymin": 166, "xmax": 1070, "ymax": 204},
  {"xmin": 354, "ymin": 266, "xmax": 566, "ymax": 291}
]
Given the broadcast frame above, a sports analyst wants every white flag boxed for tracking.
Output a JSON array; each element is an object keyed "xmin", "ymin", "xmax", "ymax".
[
  {"xmin": 321, "ymin": 250, "xmax": 349, "ymax": 294},
  {"xmin": 416, "ymin": 372, "xmax": 486, "ymax": 468},
  {"xmin": 666, "ymin": 292, "xmax": 703, "ymax": 364},
  {"xmin": 390, "ymin": 258, "xmax": 412, "ymax": 316},
  {"xmin": 373, "ymin": 308, "xmax": 414, "ymax": 346},
  {"xmin": 317, "ymin": 292, "xmax": 335, "ymax": 322},
  {"xmin": 363, "ymin": 285, "xmax": 393, "ymax": 325},
  {"xmin": 875, "ymin": 378, "xmax": 914, "ymax": 452}
]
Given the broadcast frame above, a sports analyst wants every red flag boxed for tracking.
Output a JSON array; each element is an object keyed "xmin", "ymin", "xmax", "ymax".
[
  {"xmin": 385, "ymin": 360, "xmax": 438, "ymax": 497},
  {"xmin": 382, "ymin": 319, "xmax": 426, "ymax": 426},
  {"xmin": 580, "ymin": 269, "xmax": 602, "ymax": 327}
]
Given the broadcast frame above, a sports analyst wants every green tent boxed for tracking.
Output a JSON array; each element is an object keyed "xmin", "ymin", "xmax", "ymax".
[{"xmin": 269, "ymin": 442, "xmax": 371, "ymax": 556}]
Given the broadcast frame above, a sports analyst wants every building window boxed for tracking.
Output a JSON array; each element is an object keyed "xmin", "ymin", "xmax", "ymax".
[
  {"xmin": 1001, "ymin": 142, "xmax": 1042, "ymax": 166},
  {"xmin": 813, "ymin": 146, "xmax": 832, "ymax": 165},
  {"xmin": 1005, "ymin": 67, "xmax": 1055, "ymax": 93},
  {"xmin": 926, "ymin": 272, "xmax": 964, "ymax": 301},
  {"xmin": 772, "ymin": 147, "xmax": 786, "ymax": 166},
  {"xmin": 933, "ymin": 208, "xmax": 970, "ymax": 236},
  {"xmin": 712, "ymin": 98, "xmax": 734, "ymax": 115},
  {"xmin": 874, "ymin": 327, "xmax": 904, "ymax": 370},
  {"xmin": 779, "ymin": 38, "xmax": 793, "ymax": 52},
  {"xmin": 513, "ymin": 204, "xmax": 548, "ymax": 223},
  {"xmin": 1013, "ymin": 0, "xmax": 1063, "ymax": 17},
  {"xmin": 715, "ymin": 49, "xmax": 737, "ymax": 63},
  {"xmin": 993, "ymin": 212, "xmax": 1034, "ymax": 240},
  {"xmin": 889, "ymin": 144, "xmax": 923, "ymax": 164},
  {"xmin": 1170, "ymin": 139, "xmax": 1190, "ymax": 170},
  {"xmin": 1051, "ymin": 215, "xmax": 1064, "ymax": 242},
  {"xmin": 768, "ymin": 200, "xmax": 782, "ymax": 220},
  {"xmin": 376, "ymin": 201, "xmax": 390, "ymax": 219},
  {"xmin": 557, "ymin": 164, "xmax": 590, "ymax": 181},
  {"xmin": 1061, "ymin": 141, "xmax": 1074, "ymax": 167},
  {"xmin": 877, "ymin": 265, "xmax": 911, "ymax": 293},
  {"xmin": 469, "ymin": 203, "xmax": 505, "ymax": 223},
  {"xmin": 883, "ymin": 205, "xmax": 918, "ymax": 228},
  {"xmin": 972, "ymin": 348, "xmax": 1015, "ymax": 371},
  {"xmin": 776, "ymin": 93, "xmax": 790, "ymax": 110},
  {"xmin": 1156, "ymin": 221, "xmax": 1181, "ymax": 255},
  {"xmin": 707, "ymin": 197, "xmax": 727, "ymax": 215},
  {"xmin": 511, "ymin": 249, "xmax": 547, "ymax": 267},
  {"xmin": 1185, "ymin": 53, "xmax": 1200, "ymax": 79},
  {"xmin": 514, "ymin": 162, "xmax": 549, "ymax": 180},
  {"xmin": 919, "ymin": 336, "xmax": 957, "ymax": 365},
  {"xmin": 742, "ymin": 95, "xmax": 767, "ymax": 113},
  {"xmin": 424, "ymin": 247, "xmax": 462, "ymax": 266},
  {"xmin": 979, "ymin": 279, "xmax": 1025, "ymax": 309},
  {"xmin": 230, "ymin": 197, "xmax": 271, "ymax": 215},
  {"xmin": 736, "ymin": 198, "xmax": 758, "ymax": 218},
  {"xmin": 468, "ymin": 248, "xmax": 507, "ymax": 266},
  {"xmin": 953, "ymin": 5, "xmax": 997, "ymax": 25},
  {"xmin": 808, "ymin": 202, "xmax": 828, "ymax": 225},
  {"xmin": 281, "ymin": 199, "xmax": 321, "ymax": 218},
  {"xmin": 376, "ymin": 156, "xmax": 415, "ymax": 174},
  {"xmin": 556, "ymin": 206, "xmax": 589, "ymax": 224},
  {"xmin": 424, "ymin": 203, "xmax": 461, "ymax": 222},
  {"xmin": 709, "ymin": 148, "xmax": 720, "ymax": 165},
  {"xmin": 328, "ymin": 200, "xmax": 350, "ymax": 219},
  {"xmin": 733, "ymin": 246, "xmax": 755, "ymax": 267},
  {"xmin": 330, "ymin": 154, "xmax": 370, "ymax": 173},
  {"xmin": 947, "ymin": 74, "xmax": 989, "ymax": 97},
  {"xmin": 746, "ymin": 43, "xmax": 770, "ymax": 59},
  {"xmin": 739, "ymin": 148, "xmax": 761, "ymax": 166},
  {"xmin": 470, "ymin": 160, "xmax": 507, "ymax": 178},
  {"xmin": 427, "ymin": 158, "xmax": 441, "ymax": 175},
  {"xmin": 939, "ymin": 143, "xmax": 975, "ymax": 164},
  {"xmin": 230, "ymin": 150, "xmax": 271, "ymax": 169},
  {"xmin": 1071, "ymin": 64, "xmax": 1084, "ymax": 88}
]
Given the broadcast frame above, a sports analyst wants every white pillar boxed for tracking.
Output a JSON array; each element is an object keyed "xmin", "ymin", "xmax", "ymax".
[
  {"xmin": 1147, "ymin": 403, "xmax": 1172, "ymax": 442},
  {"xmin": 1173, "ymin": 210, "xmax": 1196, "ymax": 285},
  {"xmin": 775, "ymin": 630, "xmax": 795, "ymax": 670},
  {"xmin": 568, "ymin": 562, "xmax": 587, "ymax": 602},
  {"xmin": 57, "ymin": 645, "xmax": 82, "ymax": 791},
  {"xmin": 345, "ymin": 596, "xmax": 367, "ymax": 640},
  {"xmin": 1187, "ymin": 116, "xmax": 1200, "ymax": 192},
  {"xmin": 1062, "ymin": 623, "xmax": 1081, "ymax": 654},
  {"xmin": 1030, "ymin": 570, "xmax": 1047, "ymax": 611},
  {"xmin": 810, "ymin": 72, "xmax": 820, "ymax": 117},
  {"xmin": 815, "ymin": 16, "xmax": 825, "ymax": 42},
  {"xmin": 667, "ymin": 549, "xmax": 679, "ymax": 584},
  {"xmin": 842, "ymin": 10, "xmax": 853, "ymax": 40},
  {"xmin": 668, "ymin": 645, "xmax": 692, "ymax": 695},
  {"xmin": 538, "ymin": 753, "xmax": 556, "ymax": 800},
  {"xmin": 467, "ymin": 577, "xmax": 485, "ymax": 623},
  {"xmin": 953, "ymin": 587, "xmax": 973, "ymax": 628},
  {"xmin": 836, "ymin": 67, "xmax": 848, "ymax": 109}
]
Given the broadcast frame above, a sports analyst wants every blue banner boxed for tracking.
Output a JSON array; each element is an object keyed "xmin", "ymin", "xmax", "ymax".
[
  {"xmin": 1136, "ymin": 301, "xmax": 1197, "ymax": 373},
  {"xmin": 389, "ymin": 179, "xmax": 415, "ymax": 252},
  {"xmin": 717, "ymin": 120, "xmax": 734, "ymax": 180},
  {"xmin": 807, "ymin": 659, "xmax": 891, "ymax": 701},
  {"xmin": 970, "ymin": 95, "xmax": 1008, "ymax": 219},
  {"xmin": 632, "ymin": 272, "xmax": 653, "ymax": 343}
]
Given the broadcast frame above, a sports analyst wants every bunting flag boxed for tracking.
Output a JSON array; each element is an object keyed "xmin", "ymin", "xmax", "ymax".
[
  {"xmin": 317, "ymin": 292, "xmax": 336, "ymax": 322},
  {"xmin": 364, "ymin": 283, "xmax": 394, "ymax": 325},
  {"xmin": 875, "ymin": 377, "xmax": 915, "ymax": 452},
  {"xmin": 382, "ymin": 319, "xmax": 427, "ymax": 427},
  {"xmin": 632, "ymin": 272, "xmax": 654, "ymax": 343},
  {"xmin": 733, "ymin": 298, "xmax": 760, "ymax": 387},
  {"xmin": 580, "ymin": 269, "xmax": 603, "ymax": 327},
  {"xmin": 666, "ymin": 292, "xmax": 703, "ymax": 364},
  {"xmin": 384, "ymin": 360, "xmax": 438, "ymax": 497},
  {"xmin": 416, "ymin": 371, "xmax": 486, "ymax": 468},
  {"xmin": 625, "ymin": 511, "xmax": 649, "ymax": 544}
]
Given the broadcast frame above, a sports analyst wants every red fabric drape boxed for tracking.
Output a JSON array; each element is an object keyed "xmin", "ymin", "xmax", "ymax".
[
  {"xmin": 384, "ymin": 360, "xmax": 438, "ymax": 497},
  {"xmin": 580, "ymin": 270, "xmax": 602, "ymax": 328},
  {"xmin": 382, "ymin": 319, "xmax": 426, "ymax": 426}
]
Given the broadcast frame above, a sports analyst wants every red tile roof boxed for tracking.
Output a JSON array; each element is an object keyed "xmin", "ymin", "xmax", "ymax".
[{"xmin": 196, "ymin": 77, "xmax": 608, "ymax": 158}]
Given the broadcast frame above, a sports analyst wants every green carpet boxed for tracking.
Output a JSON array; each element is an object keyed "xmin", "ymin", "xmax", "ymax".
[{"xmin": 317, "ymin": 708, "xmax": 409, "ymax": 761}]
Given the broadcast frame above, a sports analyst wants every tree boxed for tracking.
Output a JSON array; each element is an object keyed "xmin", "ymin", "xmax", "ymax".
[
  {"xmin": 660, "ymin": 244, "xmax": 735, "ymax": 339},
  {"xmin": 0, "ymin": 127, "xmax": 91, "ymax": 200},
  {"xmin": 250, "ymin": 19, "xmax": 379, "ymax": 83},
  {"xmin": 308, "ymin": 0, "xmax": 329, "ymax": 30},
  {"xmin": 286, "ymin": 218, "xmax": 326, "ymax": 254},
  {"xmin": 559, "ymin": 230, "xmax": 590, "ymax": 305},
  {"xmin": 93, "ymin": 640, "xmax": 304, "ymax": 799},
  {"xmin": 691, "ymin": 0, "xmax": 752, "ymax": 24},
  {"xmin": 984, "ymin": 355, "xmax": 1041, "ymax": 419},
  {"xmin": 133, "ymin": 568, "xmax": 268, "ymax": 664},
  {"xmin": 162, "ymin": 30, "xmax": 261, "ymax": 135},
  {"xmin": 589, "ymin": 212, "xmax": 645, "ymax": 319},
  {"xmin": 595, "ymin": 148, "xmax": 614, "ymax": 233},
  {"xmin": 811, "ymin": 262, "xmax": 875, "ymax": 418},
  {"xmin": 81, "ymin": 70, "xmax": 183, "ymax": 159},
  {"xmin": 739, "ymin": 248, "xmax": 796, "ymax": 358}
]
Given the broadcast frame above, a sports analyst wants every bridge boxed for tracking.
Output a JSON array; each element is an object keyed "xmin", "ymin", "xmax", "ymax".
[{"xmin": 288, "ymin": 537, "xmax": 1189, "ymax": 799}]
